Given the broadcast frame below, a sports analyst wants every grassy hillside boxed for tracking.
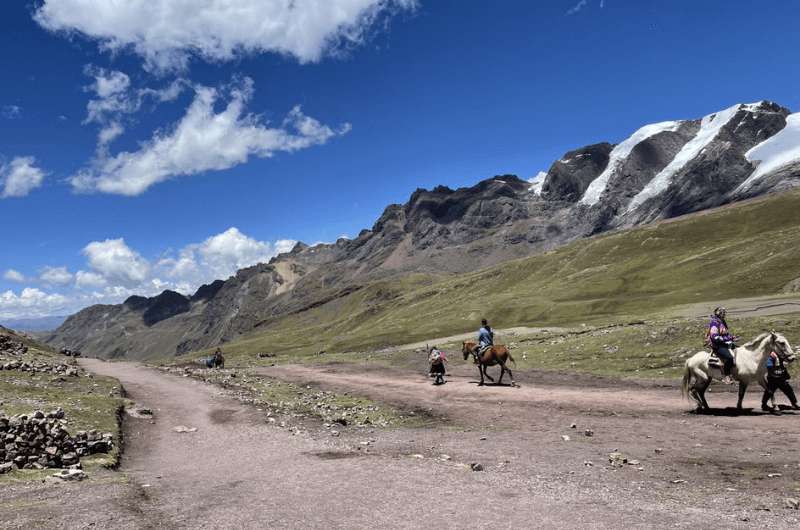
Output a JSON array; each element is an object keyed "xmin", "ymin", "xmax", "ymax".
[
  {"xmin": 189, "ymin": 190, "xmax": 800, "ymax": 364},
  {"xmin": 0, "ymin": 327, "xmax": 124, "ymax": 481}
]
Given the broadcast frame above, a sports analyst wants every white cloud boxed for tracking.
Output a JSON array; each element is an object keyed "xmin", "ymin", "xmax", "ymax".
[
  {"xmin": 84, "ymin": 68, "xmax": 135, "ymax": 125},
  {"xmin": 82, "ymin": 238, "xmax": 151, "ymax": 286},
  {"xmin": 82, "ymin": 67, "xmax": 188, "ymax": 151},
  {"xmin": 2, "ymin": 227, "xmax": 296, "ymax": 318},
  {"xmin": 1, "ymin": 157, "xmax": 46, "ymax": 198},
  {"xmin": 160, "ymin": 227, "xmax": 296, "ymax": 285},
  {"xmin": 567, "ymin": 0, "xmax": 588, "ymax": 15},
  {"xmin": 90, "ymin": 67, "xmax": 130, "ymax": 99},
  {"xmin": 3, "ymin": 269, "xmax": 26, "ymax": 283},
  {"xmin": 35, "ymin": 0, "xmax": 417, "ymax": 71},
  {"xmin": 2, "ymin": 105, "xmax": 21, "ymax": 119},
  {"xmin": 0, "ymin": 288, "xmax": 67, "ymax": 319},
  {"xmin": 75, "ymin": 270, "xmax": 108, "ymax": 289},
  {"xmin": 39, "ymin": 266, "xmax": 73, "ymax": 286},
  {"xmin": 71, "ymin": 78, "xmax": 349, "ymax": 195}
]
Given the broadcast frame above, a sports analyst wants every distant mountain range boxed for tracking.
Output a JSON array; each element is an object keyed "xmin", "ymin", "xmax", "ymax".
[
  {"xmin": 47, "ymin": 101, "xmax": 800, "ymax": 359},
  {"xmin": 2, "ymin": 315, "xmax": 68, "ymax": 332}
]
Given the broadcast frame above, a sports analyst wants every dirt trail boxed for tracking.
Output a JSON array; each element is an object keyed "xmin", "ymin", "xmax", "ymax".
[
  {"xmin": 261, "ymin": 363, "xmax": 689, "ymax": 417},
  {"xmin": 4, "ymin": 360, "xmax": 800, "ymax": 529}
]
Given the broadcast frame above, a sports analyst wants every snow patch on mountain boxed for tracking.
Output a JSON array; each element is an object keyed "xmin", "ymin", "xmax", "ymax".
[
  {"xmin": 579, "ymin": 121, "xmax": 682, "ymax": 206},
  {"xmin": 528, "ymin": 171, "xmax": 547, "ymax": 195},
  {"xmin": 737, "ymin": 113, "xmax": 800, "ymax": 191},
  {"xmin": 626, "ymin": 103, "xmax": 742, "ymax": 212}
]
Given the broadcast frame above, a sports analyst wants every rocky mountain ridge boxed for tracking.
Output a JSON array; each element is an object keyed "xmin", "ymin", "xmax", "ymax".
[{"xmin": 47, "ymin": 101, "xmax": 800, "ymax": 359}]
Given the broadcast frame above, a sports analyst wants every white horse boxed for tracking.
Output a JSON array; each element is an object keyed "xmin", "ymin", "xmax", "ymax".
[{"xmin": 682, "ymin": 331, "xmax": 796, "ymax": 411}]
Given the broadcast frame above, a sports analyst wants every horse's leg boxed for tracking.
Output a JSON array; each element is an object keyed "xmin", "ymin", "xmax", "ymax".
[
  {"xmin": 737, "ymin": 382, "xmax": 748, "ymax": 410},
  {"xmin": 504, "ymin": 362, "xmax": 515, "ymax": 387},
  {"xmin": 698, "ymin": 378, "xmax": 711, "ymax": 411},
  {"xmin": 497, "ymin": 363, "xmax": 505, "ymax": 385},
  {"xmin": 482, "ymin": 362, "xmax": 495, "ymax": 382},
  {"xmin": 478, "ymin": 365, "xmax": 485, "ymax": 386},
  {"xmin": 689, "ymin": 387, "xmax": 701, "ymax": 410}
]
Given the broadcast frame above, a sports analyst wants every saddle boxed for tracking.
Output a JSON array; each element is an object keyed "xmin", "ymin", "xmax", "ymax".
[{"xmin": 708, "ymin": 354, "xmax": 723, "ymax": 369}]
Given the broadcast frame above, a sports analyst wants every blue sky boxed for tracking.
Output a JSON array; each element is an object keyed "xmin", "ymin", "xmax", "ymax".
[{"xmin": 1, "ymin": 0, "xmax": 799, "ymax": 320}]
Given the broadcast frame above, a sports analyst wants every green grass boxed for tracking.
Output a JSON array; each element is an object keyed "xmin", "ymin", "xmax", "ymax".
[
  {"xmin": 182, "ymin": 190, "xmax": 800, "ymax": 371},
  {"xmin": 503, "ymin": 313, "xmax": 800, "ymax": 379},
  {"xmin": 0, "ymin": 329, "xmax": 124, "ymax": 481}
]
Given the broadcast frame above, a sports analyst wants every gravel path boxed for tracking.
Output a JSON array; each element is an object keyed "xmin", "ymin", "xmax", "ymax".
[{"xmin": 3, "ymin": 359, "xmax": 800, "ymax": 528}]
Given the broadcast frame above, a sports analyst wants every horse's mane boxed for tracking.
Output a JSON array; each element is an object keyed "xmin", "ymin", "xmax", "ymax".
[{"xmin": 742, "ymin": 332, "xmax": 770, "ymax": 349}]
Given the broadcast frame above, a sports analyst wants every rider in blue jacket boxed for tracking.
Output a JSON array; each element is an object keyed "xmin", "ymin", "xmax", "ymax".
[
  {"xmin": 473, "ymin": 319, "xmax": 494, "ymax": 361},
  {"xmin": 761, "ymin": 350, "xmax": 799, "ymax": 413}
]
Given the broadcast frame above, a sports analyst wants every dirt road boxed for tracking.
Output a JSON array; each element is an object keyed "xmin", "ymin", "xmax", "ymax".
[{"xmin": 3, "ymin": 360, "xmax": 800, "ymax": 528}]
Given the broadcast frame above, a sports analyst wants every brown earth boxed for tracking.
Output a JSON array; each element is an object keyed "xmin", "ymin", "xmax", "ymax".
[{"xmin": 2, "ymin": 359, "xmax": 800, "ymax": 529}]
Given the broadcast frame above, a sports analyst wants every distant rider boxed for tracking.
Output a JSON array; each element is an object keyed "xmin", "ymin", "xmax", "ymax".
[
  {"xmin": 761, "ymin": 350, "xmax": 800, "ymax": 413},
  {"xmin": 473, "ymin": 319, "xmax": 494, "ymax": 362},
  {"xmin": 707, "ymin": 307, "xmax": 737, "ymax": 385}
]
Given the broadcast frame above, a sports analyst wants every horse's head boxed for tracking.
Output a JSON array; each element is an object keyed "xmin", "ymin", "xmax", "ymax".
[
  {"xmin": 462, "ymin": 341, "xmax": 475, "ymax": 360},
  {"xmin": 769, "ymin": 331, "xmax": 796, "ymax": 363}
]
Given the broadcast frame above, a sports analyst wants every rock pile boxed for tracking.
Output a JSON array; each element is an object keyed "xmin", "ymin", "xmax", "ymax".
[
  {"xmin": 0, "ymin": 409, "xmax": 113, "ymax": 473},
  {"xmin": 59, "ymin": 348, "xmax": 82, "ymax": 357},
  {"xmin": 0, "ymin": 335, "xmax": 27, "ymax": 356},
  {"xmin": 0, "ymin": 359, "xmax": 79, "ymax": 375}
]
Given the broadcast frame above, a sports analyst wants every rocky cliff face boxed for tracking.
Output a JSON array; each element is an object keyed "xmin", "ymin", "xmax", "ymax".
[{"xmin": 48, "ymin": 101, "xmax": 800, "ymax": 359}]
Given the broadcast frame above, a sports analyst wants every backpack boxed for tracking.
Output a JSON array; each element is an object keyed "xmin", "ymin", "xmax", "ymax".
[{"xmin": 429, "ymin": 349, "xmax": 442, "ymax": 365}]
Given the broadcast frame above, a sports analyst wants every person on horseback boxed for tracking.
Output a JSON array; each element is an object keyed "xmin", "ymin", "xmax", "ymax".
[
  {"xmin": 761, "ymin": 349, "xmax": 799, "ymax": 413},
  {"xmin": 473, "ymin": 319, "xmax": 494, "ymax": 362},
  {"xmin": 707, "ymin": 307, "xmax": 737, "ymax": 385}
]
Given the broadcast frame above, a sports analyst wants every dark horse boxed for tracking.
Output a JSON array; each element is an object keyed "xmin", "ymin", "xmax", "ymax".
[{"xmin": 462, "ymin": 341, "xmax": 516, "ymax": 386}]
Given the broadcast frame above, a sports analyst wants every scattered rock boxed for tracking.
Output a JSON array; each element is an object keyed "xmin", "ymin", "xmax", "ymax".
[
  {"xmin": 767, "ymin": 473, "xmax": 782, "ymax": 478},
  {"xmin": 584, "ymin": 429, "xmax": 594, "ymax": 437},
  {"xmin": 608, "ymin": 452, "xmax": 627, "ymax": 467},
  {"xmin": 561, "ymin": 435, "xmax": 571, "ymax": 442},
  {"xmin": 784, "ymin": 498, "xmax": 800, "ymax": 510},
  {"xmin": 470, "ymin": 463, "xmax": 484, "ymax": 472},
  {"xmin": 172, "ymin": 425, "xmax": 198, "ymax": 433},
  {"xmin": 654, "ymin": 448, "xmax": 664, "ymax": 454},
  {"xmin": 51, "ymin": 468, "xmax": 86, "ymax": 481}
]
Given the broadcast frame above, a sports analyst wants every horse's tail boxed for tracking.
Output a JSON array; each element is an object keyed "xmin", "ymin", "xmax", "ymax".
[
  {"xmin": 507, "ymin": 350, "xmax": 517, "ymax": 367},
  {"xmin": 681, "ymin": 361, "xmax": 692, "ymax": 400}
]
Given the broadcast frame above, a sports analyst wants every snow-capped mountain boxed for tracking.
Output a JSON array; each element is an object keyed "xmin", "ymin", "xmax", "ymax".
[
  {"xmin": 539, "ymin": 100, "xmax": 796, "ymax": 230},
  {"xmin": 48, "ymin": 101, "xmax": 800, "ymax": 359}
]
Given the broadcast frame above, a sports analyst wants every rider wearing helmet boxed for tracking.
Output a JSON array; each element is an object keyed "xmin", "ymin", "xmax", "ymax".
[
  {"xmin": 708, "ymin": 307, "xmax": 736, "ymax": 385},
  {"xmin": 473, "ymin": 319, "xmax": 494, "ymax": 362}
]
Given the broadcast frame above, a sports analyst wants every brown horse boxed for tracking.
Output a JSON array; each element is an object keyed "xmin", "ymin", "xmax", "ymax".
[{"xmin": 462, "ymin": 341, "xmax": 516, "ymax": 386}]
